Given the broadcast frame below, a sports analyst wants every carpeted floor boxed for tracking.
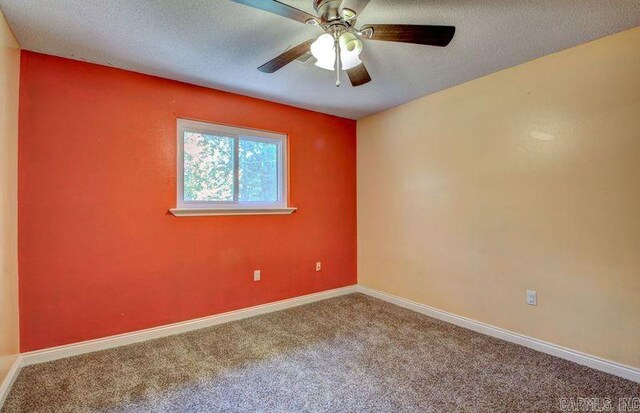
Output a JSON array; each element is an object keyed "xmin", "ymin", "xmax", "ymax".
[{"xmin": 3, "ymin": 293, "xmax": 638, "ymax": 412}]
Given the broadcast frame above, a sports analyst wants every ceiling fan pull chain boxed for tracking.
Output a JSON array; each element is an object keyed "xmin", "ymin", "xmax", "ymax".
[{"xmin": 335, "ymin": 37, "xmax": 341, "ymax": 87}]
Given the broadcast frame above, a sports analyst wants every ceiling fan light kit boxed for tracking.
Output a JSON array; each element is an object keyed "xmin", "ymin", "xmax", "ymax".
[
  {"xmin": 231, "ymin": 0, "xmax": 456, "ymax": 87},
  {"xmin": 310, "ymin": 31, "xmax": 363, "ymax": 86}
]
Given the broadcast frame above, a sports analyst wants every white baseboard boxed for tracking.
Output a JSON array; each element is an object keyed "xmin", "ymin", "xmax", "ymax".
[
  {"xmin": 355, "ymin": 285, "xmax": 640, "ymax": 383},
  {"xmin": 0, "ymin": 355, "xmax": 23, "ymax": 410},
  {"xmin": 9, "ymin": 282, "xmax": 639, "ymax": 406},
  {"xmin": 21, "ymin": 285, "xmax": 357, "ymax": 366}
]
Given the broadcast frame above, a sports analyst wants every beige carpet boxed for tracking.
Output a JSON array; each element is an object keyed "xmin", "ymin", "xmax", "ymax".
[{"xmin": 3, "ymin": 293, "xmax": 638, "ymax": 412}]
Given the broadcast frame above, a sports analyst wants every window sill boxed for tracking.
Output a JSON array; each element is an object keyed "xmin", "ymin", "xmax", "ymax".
[{"xmin": 169, "ymin": 207, "xmax": 297, "ymax": 217}]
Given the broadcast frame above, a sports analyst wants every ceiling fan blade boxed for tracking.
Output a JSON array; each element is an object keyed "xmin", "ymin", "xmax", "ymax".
[
  {"xmin": 258, "ymin": 39, "xmax": 315, "ymax": 73},
  {"xmin": 340, "ymin": 0, "xmax": 371, "ymax": 18},
  {"xmin": 361, "ymin": 24, "xmax": 455, "ymax": 47},
  {"xmin": 231, "ymin": 0, "xmax": 319, "ymax": 25},
  {"xmin": 347, "ymin": 62, "xmax": 372, "ymax": 87}
]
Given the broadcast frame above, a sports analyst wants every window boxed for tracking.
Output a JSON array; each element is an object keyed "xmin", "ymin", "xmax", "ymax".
[{"xmin": 172, "ymin": 119, "xmax": 295, "ymax": 216}]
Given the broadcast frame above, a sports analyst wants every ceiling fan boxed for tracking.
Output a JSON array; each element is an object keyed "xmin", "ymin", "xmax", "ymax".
[{"xmin": 231, "ymin": 0, "xmax": 456, "ymax": 87}]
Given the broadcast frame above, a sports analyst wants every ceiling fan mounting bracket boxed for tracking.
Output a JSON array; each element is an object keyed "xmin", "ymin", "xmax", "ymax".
[{"xmin": 358, "ymin": 27, "xmax": 374, "ymax": 39}]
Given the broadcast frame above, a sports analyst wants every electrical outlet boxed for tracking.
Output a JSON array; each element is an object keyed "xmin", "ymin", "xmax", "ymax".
[
  {"xmin": 253, "ymin": 270, "xmax": 261, "ymax": 282},
  {"xmin": 316, "ymin": 262, "xmax": 322, "ymax": 272},
  {"xmin": 526, "ymin": 290, "xmax": 537, "ymax": 306}
]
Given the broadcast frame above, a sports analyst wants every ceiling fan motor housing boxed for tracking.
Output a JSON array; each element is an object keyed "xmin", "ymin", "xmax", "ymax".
[{"xmin": 313, "ymin": 0, "xmax": 344, "ymax": 23}]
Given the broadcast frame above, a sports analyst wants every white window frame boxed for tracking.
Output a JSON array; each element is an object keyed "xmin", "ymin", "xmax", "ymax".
[{"xmin": 171, "ymin": 119, "xmax": 295, "ymax": 216}]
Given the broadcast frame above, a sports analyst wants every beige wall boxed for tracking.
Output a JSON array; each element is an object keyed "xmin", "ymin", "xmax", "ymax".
[
  {"xmin": 0, "ymin": 9, "xmax": 20, "ymax": 385},
  {"xmin": 358, "ymin": 27, "xmax": 640, "ymax": 368}
]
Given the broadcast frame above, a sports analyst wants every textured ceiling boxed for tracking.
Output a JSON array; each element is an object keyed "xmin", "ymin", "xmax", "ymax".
[{"xmin": 1, "ymin": 0, "xmax": 639, "ymax": 119}]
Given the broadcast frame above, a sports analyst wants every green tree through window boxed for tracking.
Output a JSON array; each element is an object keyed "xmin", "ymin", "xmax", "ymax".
[
  {"xmin": 183, "ymin": 132, "xmax": 235, "ymax": 202},
  {"xmin": 239, "ymin": 139, "xmax": 278, "ymax": 203},
  {"xmin": 182, "ymin": 131, "xmax": 280, "ymax": 205}
]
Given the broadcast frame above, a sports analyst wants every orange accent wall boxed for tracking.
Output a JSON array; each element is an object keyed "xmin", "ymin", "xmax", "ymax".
[{"xmin": 18, "ymin": 51, "xmax": 357, "ymax": 352}]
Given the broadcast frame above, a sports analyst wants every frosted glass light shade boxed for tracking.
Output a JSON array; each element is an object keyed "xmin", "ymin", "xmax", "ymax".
[
  {"xmin": 339, "ymin": 32, "xmax": 363, "ymax": 70},
  {"xmin": 339, "ymin": 32, "xmax": 363, "ymax": 55},
  {"xmin": 311, "ymin": 34, "xmax": 336, "ymax": 71},
  {"xmin": 340, "ymin": 51, "xmax": 362, "ymax": 70},
  {"xmin": 315, "ymin": 57, "xmax": 336, "ymax": 71}
]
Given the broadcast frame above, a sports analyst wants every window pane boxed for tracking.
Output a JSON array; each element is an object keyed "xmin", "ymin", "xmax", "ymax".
[
  {"xmin": 239, "ymin": 139, "xmax": 278, "ymax": 203},
  {"xmin": 183, "ymin": 131, "xmax": 235, "ymax": 202}
]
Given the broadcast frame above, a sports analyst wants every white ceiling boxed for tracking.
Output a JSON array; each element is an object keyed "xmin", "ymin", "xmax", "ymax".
[{"xmin": 1, "ymin": 0, "xmax": 639, "ymax": 119}]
